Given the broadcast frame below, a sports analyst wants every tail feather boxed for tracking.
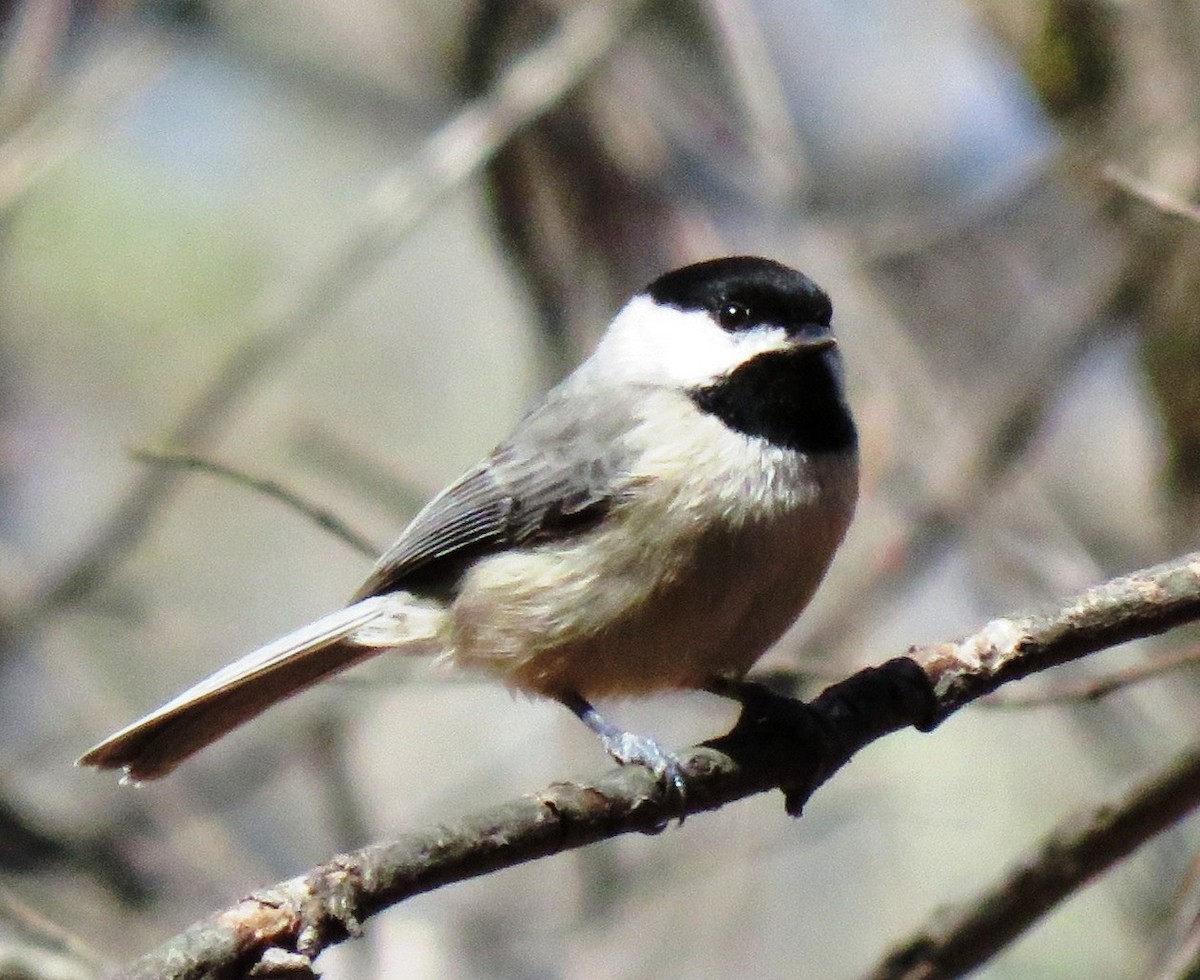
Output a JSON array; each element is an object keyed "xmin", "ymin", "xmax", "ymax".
[{"xmin": 78, "ymin": 596, "xmax": 399, "ymax": 782}]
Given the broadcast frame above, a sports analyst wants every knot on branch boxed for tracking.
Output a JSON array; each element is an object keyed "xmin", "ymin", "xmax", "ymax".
[
  {"xmin": 811, "ymin": 656, "xmax": 940, "ymax": 737},
  {"xmin": 711, "ymin": 658, "xmax": 938, "ymax": 816},
  {"xmin": 294, "ymin": 857, "xmax": 367, "ymax": 953}
]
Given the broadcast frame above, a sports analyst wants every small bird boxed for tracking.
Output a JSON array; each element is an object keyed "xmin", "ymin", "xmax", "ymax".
[{"xmin": 79, "ymin": 256, "xmax": 858, "ymax": 786}]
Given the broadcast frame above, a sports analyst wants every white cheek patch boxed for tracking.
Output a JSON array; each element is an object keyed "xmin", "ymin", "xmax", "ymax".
[{"xmin": 588, "ymin": 295, "xmax": 790, "ymax": 387}]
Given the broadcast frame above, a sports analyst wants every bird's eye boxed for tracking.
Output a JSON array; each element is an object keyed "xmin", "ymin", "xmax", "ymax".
[{"xmin": 716, "ymin": 302, "xmax": 751, "ymax": 330}]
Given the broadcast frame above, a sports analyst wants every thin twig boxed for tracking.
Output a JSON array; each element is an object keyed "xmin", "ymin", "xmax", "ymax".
[
  {"xmin": 703, "ymin": 0, "xmax": 810, "ymax": 203},
  {"xmin": 287, "ymin": 424, "xmax": 432, "ymax": 521},
  {"xmin": 0, "ymin": 0, "xmax": 72, "ymax": 131},
  {"xmin": 12, "ymin": 0, "xmax": 644, "ymax": 634},
  {"xmin": 110, "ymin": 551, "xmax": 1200, "ymax": 978},
  {"xmin": 1103, "ymin": 164, "xmax": 1200, "ymax": 224},
  {"xmin": 0, "ymin": 885, "xmax": 110, "ymax": 978},
  {"xmin": 862, "ymin": 746, "xmax": 1200, "ymax": 980},
  {"xmin": 130, "ymin": 449, "xmax": 379, "ymax": 558}
]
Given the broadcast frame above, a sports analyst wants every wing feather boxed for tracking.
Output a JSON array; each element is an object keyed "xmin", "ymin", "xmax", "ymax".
[{"xmin": 354, "ymin": 384, "xmax": 638, "ymax": 600}]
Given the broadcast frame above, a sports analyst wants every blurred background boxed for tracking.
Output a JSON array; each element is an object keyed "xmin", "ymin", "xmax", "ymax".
[{"xmin": 1, "ymin": 0, "xmax": 1200, "ymax": 976}]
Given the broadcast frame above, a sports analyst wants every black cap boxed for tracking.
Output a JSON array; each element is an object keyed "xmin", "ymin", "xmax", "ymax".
[{"xmin": 647, "ymin": 256, "xmax": 832, "ymax": 334}]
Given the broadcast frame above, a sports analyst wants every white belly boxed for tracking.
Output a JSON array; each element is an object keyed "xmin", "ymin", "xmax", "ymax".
[{"xmin": 446, "ymin": 415, "xmax": 858, "ymax": 698}]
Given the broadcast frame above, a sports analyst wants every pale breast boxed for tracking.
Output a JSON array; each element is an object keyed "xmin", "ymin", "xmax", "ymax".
[{"xmin": 447, "ymin": 391, "xmax": 858, "ymax": 698}]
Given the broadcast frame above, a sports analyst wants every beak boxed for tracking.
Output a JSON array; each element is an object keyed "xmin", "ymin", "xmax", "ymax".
[{"xmin": 788, "ymin": 327, "xmax": 837, "ymax": 351}]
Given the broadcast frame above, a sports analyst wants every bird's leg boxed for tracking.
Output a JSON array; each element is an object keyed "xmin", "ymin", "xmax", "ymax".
[{"xmin": 558, "ymin": 692, "xmax": 687, "ymax": 805}]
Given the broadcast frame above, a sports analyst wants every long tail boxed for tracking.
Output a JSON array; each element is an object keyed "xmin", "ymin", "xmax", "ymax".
[{"xmin": 77, "ymin": 595, "xmax": 435, "ymax": 782}]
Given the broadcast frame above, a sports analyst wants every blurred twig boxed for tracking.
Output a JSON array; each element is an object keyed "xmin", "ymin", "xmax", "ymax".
[
  {"xmin": 1150, "ymin": 919, "xmax": 1200, "ymax": 980},
  {"xmin": 288, "ymin": 424, "xmax": 431, "ymax": 522},
  {"xmin": 131, "ymin": 449, "xmax": 379, "ymax": 559},
  {"xmin": 109, "ymin": 551, "xmax": 1200, "ymax": 978},
  {"xmin": 1103, "ymin": 164, "xmax": 1200, "ymax": 224},
  {"xmin": 0, "ymin": 0, "xmax": 71, "ymax": 130},
  {"xmin": 1149, "ymin": 850, "xmax": 1200, "ymax": 980},
  {"xmin": 702, "ymin": 0, "xmax": 809, "ymax": 203},
  {"xmin": 8, "ymin": 0, "xmax": 645, "ymax": 638},
  {"xmin": 0, "ymin": 792, "xmax": 151, "ymax": 906},
  {"xmin": 863, "ymin": 745, "xmax": 1200, "ymax": 980},
  {"xmin": 0, "ymin": 886, "xmax": 109, "ymax": 980},
  {"xmin": 0, "ymin": 24, "xmax": 168, "ymax": 215}
]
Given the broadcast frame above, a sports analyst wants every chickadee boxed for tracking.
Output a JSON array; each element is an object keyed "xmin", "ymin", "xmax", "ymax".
[{"xmin": 79, "ymin": 256, "xmax": 858, "ymax": 786}]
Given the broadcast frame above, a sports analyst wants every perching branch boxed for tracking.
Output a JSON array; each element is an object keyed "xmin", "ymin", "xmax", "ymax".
[
  {"xmin": 111, "ymin": 551, "xmax": 1200, "ymax": 979},
  {"xmin": 981, "ymin": 644, "xmax": 1200, "ymax": 707},
  {"xmin": 862, "ymin": 745, "xmax": 1200, "ymax": 980},
  {"xmin": 916, "ymin": 552, "xmax": 1200, "ymax": 717}
]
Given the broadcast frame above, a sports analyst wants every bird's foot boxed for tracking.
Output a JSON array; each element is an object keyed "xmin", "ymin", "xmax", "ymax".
[
  {"xmin": 594, "ymin": 727, "xmax": 688, "ymax": 807},
  {"xmin": 558, "ymin": 692, "xmax": 688, "ymax": 820}
]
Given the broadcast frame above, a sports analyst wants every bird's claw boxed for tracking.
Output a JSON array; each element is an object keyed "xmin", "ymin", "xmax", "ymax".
[{"xmin": 599, "ymin": 730, "xmax": 688, "ymax": 822}]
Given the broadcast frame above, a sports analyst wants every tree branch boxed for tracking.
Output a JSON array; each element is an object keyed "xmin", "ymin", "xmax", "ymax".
[
  {"xmin": 980, "ymin": 645, "xmax": 1200, "ymax": 707},
  {"xmin": 862, "ymin": 745, "xmax": 1200, "ymax": 980},
  {"xmin": 107, "ymin": 551, "xmax": 1200, "ymax": 977},
  {"xmin": 918, "ymin": 552, "xmax": 1200, "ymax": 718}
]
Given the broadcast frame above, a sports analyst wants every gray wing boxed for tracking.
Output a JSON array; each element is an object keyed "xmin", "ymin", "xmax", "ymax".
[{"xmin": 352, "ymin": 383, "xmax": 639, "ymax": 600}]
